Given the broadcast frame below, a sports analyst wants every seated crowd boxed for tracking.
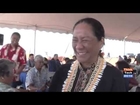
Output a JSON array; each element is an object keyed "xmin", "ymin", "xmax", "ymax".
[
  {"xmin": 116, "ymin": 54, "xmax": 140, "ymax": 92},
  {"xmin": 1, "ymin": 51, "xmax": 140, "ymax": 92},
  {"xmin": 0, "ymin": 53, "xmax": 76, "ymax": 92}
]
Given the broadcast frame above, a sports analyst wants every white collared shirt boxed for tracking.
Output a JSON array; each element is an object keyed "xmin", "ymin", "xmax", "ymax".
[{"xmin": 25, "ymin": 67, "xmax": 49, "ymax": 89}]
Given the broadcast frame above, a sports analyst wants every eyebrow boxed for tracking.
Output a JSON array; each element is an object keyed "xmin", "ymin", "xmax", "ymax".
[
  {"xmin": 73, "ymin": 37, "xmax": 77, "ymax": 39},
  {"xmin": 82, "ymin": 37, "xmax": 91, "ymax": 39},
  {"xmin": 73, "ymin": 36, "xmax": 91, "ymax": 39}
]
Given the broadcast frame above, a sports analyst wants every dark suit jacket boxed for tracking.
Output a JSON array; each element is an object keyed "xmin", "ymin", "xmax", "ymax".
[
  {"xmin": 49, "ymin": 62, "xmax": 126, "ymax": 92},
  {"xmin": 27, "ymin": 60, "xmax": 35, "ymax": 68},
  {"xmin": 48, "ymin": 59, "xmax": 61, "ymax": 72}
]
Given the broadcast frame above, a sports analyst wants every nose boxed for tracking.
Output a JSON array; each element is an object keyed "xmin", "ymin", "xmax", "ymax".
[{"xmin": 75, "ymin": 42, "xmax": 84, "ymax": 50}]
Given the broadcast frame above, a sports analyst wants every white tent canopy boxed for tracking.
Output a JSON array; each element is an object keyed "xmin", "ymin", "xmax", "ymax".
[{"xmin": 0, "ymin": 13, "xmax": 140, "ymax": 42}]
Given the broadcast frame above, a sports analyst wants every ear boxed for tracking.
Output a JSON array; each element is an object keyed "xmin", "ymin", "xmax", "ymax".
[{"xmin": 100, "ymin": 37, "xmax": 105, "ymax": 49}]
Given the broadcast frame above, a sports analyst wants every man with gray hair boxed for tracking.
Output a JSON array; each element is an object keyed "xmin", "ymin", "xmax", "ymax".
[
  {"xmin": 0, "ymin": 59, "xmax": 16, "ymax": 92},
  {"xmin": 25, "ymin": 55, "xmax": 50, "ymax": 92}
]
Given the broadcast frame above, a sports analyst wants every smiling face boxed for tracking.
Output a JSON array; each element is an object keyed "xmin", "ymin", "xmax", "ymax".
[
  {"xmin": 72, "ymin": 22, "xmax": 104, "ymax": 64},
  {"xmin": 11, "ymin": 34, "xmax": 20, "ymax": 46}
]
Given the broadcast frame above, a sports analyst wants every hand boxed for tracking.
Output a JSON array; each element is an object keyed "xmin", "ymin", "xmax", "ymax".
[
  {"xmin": 16, "ymin": 89, "xmax": 29, "ymax": 92},
  {"xmin": 14, "ymin": 74, "xmax": 19, "ymax": 81},
  {"xmin": 14, "ymin": 74, "xmax": 18, "ymax": 76},
  {"xmin": 40, "ymin": 85, "xmax": 47, "ymax": 92},
  {"xmin": 46, "ymin": 81, "xmax": 51, "ymax": 87},
  {"xmin": 29, "ymin": 88, "xmax": 38, "ymax": 92},
  {"xmin": 23, "ymin": 69, "xmax": 28, "ymax": 72},
  {"xmin": 15, "ymin": 69, "xmax": 21, "ymax": 74},
  {"xmin": 27, "ymin": 87, "xmax": 38, "ymax": 92},
  {"xmin": 27, "ymin": 67, "xmax": 31, "ymax": 70}
]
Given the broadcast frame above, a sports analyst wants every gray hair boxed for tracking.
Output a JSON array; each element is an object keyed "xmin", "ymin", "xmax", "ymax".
[
  {"xmin": 34, "ymin": 55, "xmax": 43, "ymax": 62},
  {"xmin": 0, "ymin": 59, "xmax": 16, "ymax": 77}
]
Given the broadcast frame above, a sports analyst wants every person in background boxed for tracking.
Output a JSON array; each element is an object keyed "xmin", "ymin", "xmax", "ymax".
[
  {"xmin": 25, "ymin": 55, "xmax": 49, "ymax": 92},
  {"xmin": 118, "ymin": 55, "xmax": 123, "ymax": 61},
  {"xmin": 72, "ymin": 55, "xmax": 77, "ymax": 61},
  {"xmin": 49, "ymin": 17, "xmax": 126, "ymax": 92},
  {"xmin": 43, "ymin": 57, "xmax": 48, "ymax": 69},
  {"xmin": 64, "ymin": 57, "xmax": 74, "ymax": 65},
  {"xmin": 0, "ymin": 59, "xmax": 28, "ymax": 92},
  {"xmin": 19, "ymin": 54, "xmax": 35, "ymax": 89},
  {"xmin": 107, "ymin": 52, "xmax": 110, "ymax": 58},
  {"xmin": 26, "ymin": 54, "xmax": 35, "ymax": 69},
  {"xmin": 126, "ymin": 58, "xmax": 132, "ymax": 65},
  {"xmin": 0, "ymin": 59, "xmax": 17, "ymax": 92},
  {"xmin": 123, "ymin": 55, "xmax": 128, "ymax": 62},
  {"xmin": 43, "ymin": 57, "xmax": 50, "ymax": 84},
  {"xmin": 132, "ymin": 54, "xmax": 140, "ymax": 84},
  {"xmin": 116, "ymin": 60, "xmax": 138, "ymax": 91},
  {"xmin": 64, "ymin": 57, "xmax": 70, "ymax": 64},
  {"xmin": 134, "ymin": 54, "xmax": 140, "ymax": 77},
  {"xmin": 48, "ymin": 54, "xmax": 61, "ymax": 78},
  {"xmin": 133, "ymin": 56, "xmax": 138, "ymax": 64},
  {"xmin": 0, "ymin": 32, "xmax": 27, "ymax": 88}
]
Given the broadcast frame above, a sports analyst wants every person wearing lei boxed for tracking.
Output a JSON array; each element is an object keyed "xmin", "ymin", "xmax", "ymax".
[{"xmin": 49, "ymin": 17, "xmax": 126, "ymax": 92}]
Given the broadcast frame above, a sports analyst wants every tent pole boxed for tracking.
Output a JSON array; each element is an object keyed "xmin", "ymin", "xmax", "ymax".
[
  {"xmin": 34, "ymin": 26, "xmax": 37, "ymax": 55},
  {"xmin": 123, "ymin": 36, "xmax": 128, "ymax": 56},
  {"xmin": 123, "ymin": 40, "xmax": 126, "ymax": 55}
]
